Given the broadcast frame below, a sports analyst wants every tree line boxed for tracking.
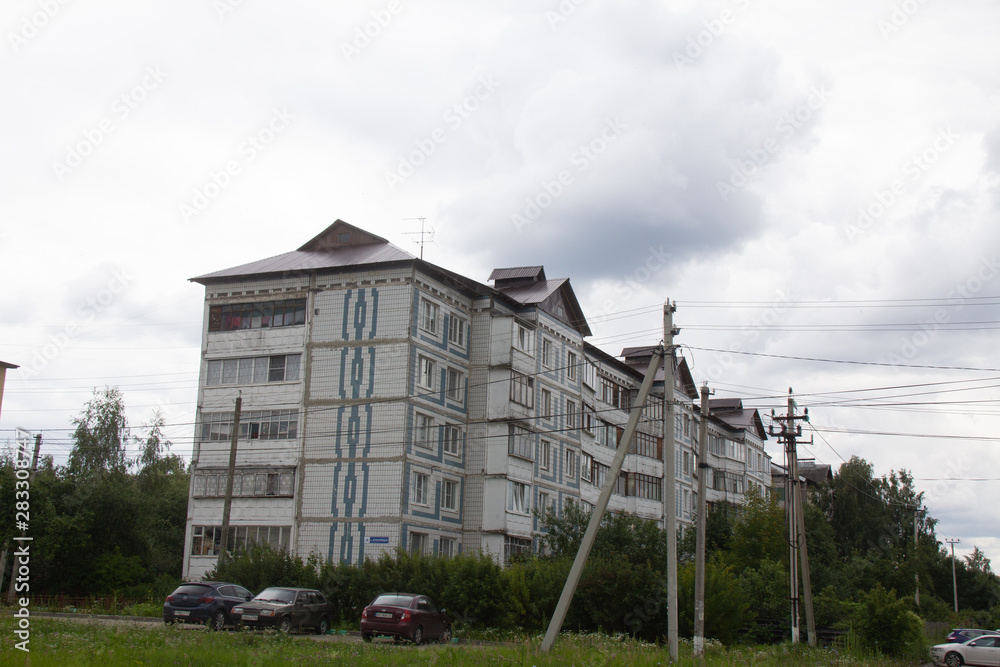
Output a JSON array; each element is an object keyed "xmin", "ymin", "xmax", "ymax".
[{"xmin": 1, "ymin": 387, "xmax": 998, "ymax": 655}]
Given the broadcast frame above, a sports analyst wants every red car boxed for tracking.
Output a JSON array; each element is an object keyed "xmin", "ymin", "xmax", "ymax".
[{"xmin": 360, "ymin": 593, "xmax": 452, "ymax": 644}]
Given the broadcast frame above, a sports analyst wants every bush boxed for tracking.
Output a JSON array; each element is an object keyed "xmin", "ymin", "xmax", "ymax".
[
  {"xmin": 205, "ymin": 542, "xmax": 317, "ymax": 594},
  {"xmin": 677, "ymin": 559, "xmax": 749, "ymax": 645},
  {"xmin": 849, "ymin": 583, "xmax": 924, "ymax": 659}
]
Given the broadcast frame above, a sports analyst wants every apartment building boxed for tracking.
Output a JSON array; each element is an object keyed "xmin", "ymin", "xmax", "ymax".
[
  {"xmin": 182, "ymin": 220, "xmax": 767, "ymax": 578},
  {"xmin": 705, "ymin": 398, "xmax": 771, "ymax": 507}
]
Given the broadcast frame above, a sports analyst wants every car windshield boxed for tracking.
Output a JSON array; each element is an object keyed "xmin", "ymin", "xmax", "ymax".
[
  {"xmin": 254, "ymin": 588, "xmax": 296, "ymax": 604},
  {"xmin": 372, "ymin": 594, "xmax": 415, "ymax": 608},
  {"xmin": 172, "ymin": 584, "xmax": 212, "ymax": 596}
]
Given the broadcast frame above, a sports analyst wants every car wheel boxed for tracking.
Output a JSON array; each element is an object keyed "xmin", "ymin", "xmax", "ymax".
[
  {"xmin": 412, "ymin": 625, "xmax": 423, "ymax": 645},
  {"xmin": 439, "ymin": 625, "xmax": 452, "ymax": 644},
  {"xmin": 945, "ymin": 653, "xmax": 964, "ymax": 667},
  {"xmin": 211, "ymin": 610, "xmax": 226, "ymax": 632},
  {"xmin": 362, "ymin": 632, "xmax": 373, "ymax": 642},
  {"xmin": 315, "ymin": 616, "xmax": 330, "ymax": 635},
  {"xmin": 279, "ymin": 616, "xmax": 293, "ymax": 634}
]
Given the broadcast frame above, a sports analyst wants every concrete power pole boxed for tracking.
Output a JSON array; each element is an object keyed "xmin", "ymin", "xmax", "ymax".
[
  {"xmin": 770, "ymin": 389, "xmax": 816, "ymax": 646},
  {"xmin": 663, "ymin": 301, "xmax": 679, "ymax": 662},
  {"xmin": 219, "ymin": 394, "xmax": 242, "ymax": 556},
  {"xmin": 541, "ymin": 351, "xmax": 663, "ymax": 652},
  {"xmin": 913, "ymin": 506, "xmax": 921, "ymax": 607},
  {"xmin": 947, "ymin": 538, "xmax": 960, "ymax": 612},
  {"xmin": 693, "ymin": 381, "xmax": 712, "ymax": 658}
]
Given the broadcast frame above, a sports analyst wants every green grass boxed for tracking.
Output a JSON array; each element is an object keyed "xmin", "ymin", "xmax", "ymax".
[{"xmin": 0, "ymin": 617, "xmax": 928, "ymax": 666}]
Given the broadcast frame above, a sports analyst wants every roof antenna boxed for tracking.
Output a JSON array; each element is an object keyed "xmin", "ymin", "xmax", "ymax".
[{"xmin": 402, "ymin": 217, "xmax": 433, "ymax": 260}]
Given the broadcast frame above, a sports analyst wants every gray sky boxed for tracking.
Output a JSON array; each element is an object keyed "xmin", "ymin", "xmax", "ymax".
[{"xmin": 3, "ymin": 0, "xmax": 999, "ymax": 568}]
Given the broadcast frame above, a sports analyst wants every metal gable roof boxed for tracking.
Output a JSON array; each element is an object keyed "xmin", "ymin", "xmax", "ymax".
[{"xmin": 190, "ymin": 243, "xmax": 414, "ymax": 283}]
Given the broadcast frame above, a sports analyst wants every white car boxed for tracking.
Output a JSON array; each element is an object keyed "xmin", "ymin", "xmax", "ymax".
[{"xmin": 931, "ymin": 634, "xmax": 1000, "ymax": 667}]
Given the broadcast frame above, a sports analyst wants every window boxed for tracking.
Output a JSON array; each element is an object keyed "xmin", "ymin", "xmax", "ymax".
[
  {"xmin": 581, "ymin": 452, "xmax": 593, "ymax": 483},
  {"xmin": 593, "ymin": 461, "xmax": 609, "ymax": 488},
  {"xmin": 683, "ymin": 451, "xmax": 691, "ymax": 476},
  {"xmin": 442, "ymin": 479, "xmax": 458, "ymax": 511},
  {"xmin": 191, "ymin": 525, "xmax": 290, "ymax": 556},
  {"xmin": 200, "ymin": 410, "xmax": 298, "ymax": 442},
  {"xmin": 633, "ymin": 431, "xmax": 662, "ymax": 459},
  {"xmin": 539, "ymin": 439, "xmax": 551, "ymax": 471},
  {"xmin": 448, "ymin": 315, "xmax": 466, "ymax": 348},
  {"xmin": 683, "ymin": 415, "xmax": 690, "ymax": 437},
  {"xmin": 615, "ymin": 472, "xmax": 628, "ymax": 496},
  {"xmin": 565, "ymin": 449, "xmax": 577, "ymax": 479},
  {"xmin": 582, "ymin": 403, "xmax": 594, "ymax": 433},
  {"xmin": 514, "ymin": 323, "xmax": 534, "ymax": 354},
  {"xmin": 565, "ymin": 400, "xmax": 577, "ymax": 428},
  {"xmin": 208, "ymin": 299, "xmax": 306, "ymax": 332},
  {"xmin": 446, "ymin": 368, "xmax": 465, "ymax": 402},
  {"xmin": 409, "ymin": 532, "xmax": 427, "ymax": 556},
  {"xmin": 193, "ymin": 468, "xmax": 294, "ymax": 498},
  {"xmin": 504, "ymin": 535, "xmax": 532, "ymax": 562},
  {"xmin": 206, "ymin": 354, "xmax": 301, "ymax": 386},
  {"xmin": 582, "ymin": 359, "xmax": 596, "ymax": 388},
  {"xmin": 541, "ymin": 338, "xmax": 553, "ymax": 367},
  {"xmin": 420, "ymin": 299, "xmax": 438, "ymax": 334},
  {"xmin": 418, "ymin": 356, "xmax": 435, "ymax": 390},
  {"xmin": 439, "ymin": 537, "xmax": 455, "ymax": 558},
  {"xmin": 508, "ymin": 424, "xmax": 533, "ymax": 460},
  {"xmin": 415, "ymin": 414, "xmax": 435, "ymax": 449},
  {"xmin": 540, "ymin": 388, "xmax": 552, "ymax": 418},
  {"xmin": 567, "ymin": 351, "xmax": 578, "ymax": 381},
  {"xmin": 507, "ymin": 480, "xmax": 530, "ymax": 514},
  {"xmin": 599, "ymin": 376, "xmax": 630, "ymax": 410},
  {"xmin": 628, "ymin": 473, "xmax": 662, "ymax": 501},
  {"xmin": 443, "ymin": 425, "xmax": 462, "ymax": 456},
  {"xmin": 413, "ymin": 472, "xmax": 429, "ymax": 505},
  {"xmin": 510, "ymin": 371, "xmax": 534, "ymax": 407},
  {"xmin": 538, "ymin": 491, "xmax": 550, "ymax": 516}
]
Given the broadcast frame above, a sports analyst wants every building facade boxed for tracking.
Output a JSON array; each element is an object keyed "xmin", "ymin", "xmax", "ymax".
[{"xmin": 182, "ymin": 220, "xmax": 769, "ymax": 578}]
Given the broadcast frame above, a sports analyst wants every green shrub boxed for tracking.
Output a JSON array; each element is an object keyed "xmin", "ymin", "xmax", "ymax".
[
  {"xmin": 205, "ymin": 541, "xmax": 317, "ymax": 594},
  {"xmin": 849, "ymin": 583, "xmax": 924, "ymax": 658},
  {"xmin": 677, "ymin": 559, "xmax": 749, "ymax": 645}
]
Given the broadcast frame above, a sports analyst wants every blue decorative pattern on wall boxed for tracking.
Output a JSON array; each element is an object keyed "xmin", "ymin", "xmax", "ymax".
[{"xmin": 328, "ymin": 288, "xmax": 379, "ymax": 564}]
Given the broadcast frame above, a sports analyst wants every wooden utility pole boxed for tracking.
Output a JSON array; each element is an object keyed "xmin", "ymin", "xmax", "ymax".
[
  {"xmin": 30, "ymin": 434, "xmax": 41, "ymax": 480},
  {"xmin": 663, "ymin": 302, "xmax": 679, "ymax": 662},
  {"xmin": 693, "ymin": 381, "xmax": 712, "ymax": 658},
  {"xmin": 219, "ymin": 395, "xmax": 242, "ymax": 556},
  {"xmin": 541, "ymin": 351, "xmax": 663, "ymax": 652},
  {"xmin": 770, "ymin": 389, "xmax": 816, "ymax": 646}
]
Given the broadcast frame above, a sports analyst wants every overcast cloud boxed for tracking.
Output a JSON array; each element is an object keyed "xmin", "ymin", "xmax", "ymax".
[{"xmin": 2, "ymin": 0, "xmax": 999, "ymax": 566}]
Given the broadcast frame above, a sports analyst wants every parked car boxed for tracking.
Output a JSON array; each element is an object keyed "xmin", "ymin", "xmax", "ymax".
[
  {"xmin": 946, "ymin": 628, "xmax": 999, "ymax": 643},
  {"xmin": 230, "ymin": 587, "xmax": 334, "ymax": 634},
  {"xmin": 360, "ymin": 592, "xmax": 451, "ymax": 644},
  {"xmin": 163, "ymin": 581, "xmax": 254, "ymax": 630},
  {"xmin": 931, "ymin": 634, "xmax": 1000, "ymax": 666}
]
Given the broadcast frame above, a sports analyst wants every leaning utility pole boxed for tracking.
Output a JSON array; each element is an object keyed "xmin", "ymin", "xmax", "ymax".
[
  {"xmin": 541, "ymin": 351, "xmax": 663, "ymax": 653},
  {"xmin": 770, "ymin": 389, "xmax": 816, "ymax": 646},
  {"xmin": 693, "ymin": 381, "xmax": 712, "ymax": 658},
  {"xmin": 219, "ymin": 394, "xmax": 242, "ymax": 556},
  {"xmin": 946, "ymin": 538, "xmax": 960, "ymax": 612},
  {"xmin": 663, "ymin": 301, "xmax": 679, "ymax": 662}
]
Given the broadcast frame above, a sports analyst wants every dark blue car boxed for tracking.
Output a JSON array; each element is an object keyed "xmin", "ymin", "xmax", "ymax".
[
  {"xmin": 945, "ymin": 628, "xmax": 998, "ymax": 643},
  {"xmin": 163, "ymin": 581, "xmax": 254, "ymax": 630}
]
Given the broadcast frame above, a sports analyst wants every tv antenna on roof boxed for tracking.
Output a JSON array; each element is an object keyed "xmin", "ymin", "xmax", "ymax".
[{"xmin": 402, "ymin": 217, "xmax": 434, "ymax": 260}]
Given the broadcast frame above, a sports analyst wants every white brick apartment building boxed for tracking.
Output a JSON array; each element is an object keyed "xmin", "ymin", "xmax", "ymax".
[{"xmin": 182, "ymin": 220, "xmax": 769, "ymax": 578}]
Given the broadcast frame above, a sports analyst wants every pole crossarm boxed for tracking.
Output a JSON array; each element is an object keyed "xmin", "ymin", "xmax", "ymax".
[{"xmin": 540, "ymin": 348, "xmax": 664, "ymax": 653}]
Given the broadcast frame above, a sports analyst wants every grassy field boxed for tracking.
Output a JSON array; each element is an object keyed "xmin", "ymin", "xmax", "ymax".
[{"xmin": 0, "ymin": 616, "xmax": 930, "ymax": 666}]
